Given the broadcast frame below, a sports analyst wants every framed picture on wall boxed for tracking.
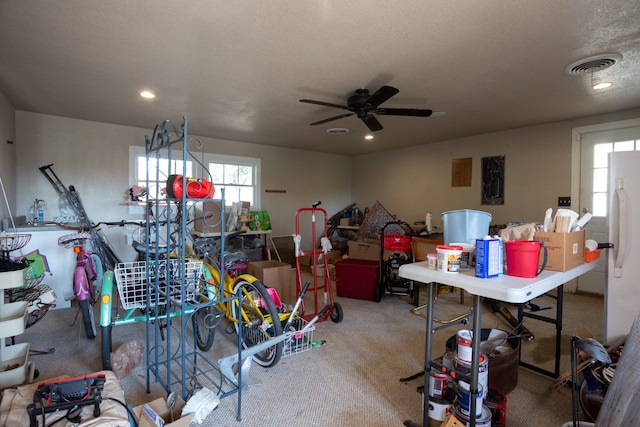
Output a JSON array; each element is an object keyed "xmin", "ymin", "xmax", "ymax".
[{"xmin": 481, "ymin": 155, "xmax": 505, "ymax": 205}]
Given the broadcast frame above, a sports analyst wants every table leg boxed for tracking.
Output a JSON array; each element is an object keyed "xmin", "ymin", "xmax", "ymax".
[
  {"xmin": 421, "ymin": 281, "xmax": 436, "ymax": 427},
  {"xmin": 469, "ymin": 294, "xmax": 483, "ymax": 427},
  {"xmin": 517, "ymin": 285, "xmax": 564, "ymax": 378}
]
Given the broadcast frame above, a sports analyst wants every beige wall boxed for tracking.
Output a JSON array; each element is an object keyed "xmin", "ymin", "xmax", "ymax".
[
  {"xmin": 0, "ymin": 91, "xmax": 15, "ymax": 222},
  {"xmin": 5, "ymin": 106, "xmax": 640, "ymax": 255},
  {"xmin": 352, "ymin": 108, "xmax": 640, "ymax": 229},
  {"xmin": 13, "ymin": 112, "xmax": 352, "ymax": 260}
]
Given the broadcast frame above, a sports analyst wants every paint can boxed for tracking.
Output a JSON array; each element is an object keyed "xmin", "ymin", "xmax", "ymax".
[
  {"xmin": 456, "ymin": 329, "xmax": 474, "ymax": 362},
  {"xmin": 427, "ymin": 253, "xmax": 437, "ymax": 269},
  {"xmin": 436, "ymin": 245, "xmax": 463, "ymax": 273},
  {"xmin": 449, "ymin": 242, "xmax": 475, "ymax": 270},
  {"xmin": 446, "ymin": 328, "xmax": 520, "ymax": 395},
  {"xmin": 429, "ymin": 368, "xmax": 449, "ymax": 400},
  {"xmin": 484, "ymin": 387, "xmax": 507, "ymax": 427},
  {"xmin": 428, "ymin": 397, "xmax": 453, "ymax": 427},
  {"xmin": 442, "ymin": 349, "xmax": 455, "ymax": 370},
  {"xmin": 454, "ymin": 352, "xmax": 489, "ymax": 399},
  {"xmin": 453, "ymin": 403, "xmax": 493, "ymax": 427},
  {"xmin": 457, "ymin": 380, "xmax": 484, "ymax": 418}
]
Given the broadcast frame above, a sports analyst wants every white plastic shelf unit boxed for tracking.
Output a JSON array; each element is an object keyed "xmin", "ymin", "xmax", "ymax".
[
  {"xmin": 143, "ymin": 116, "xmax": 243, "ymax": 417},
  {"xmin": 0, "ymin": 268, "xmax": 31, "ymax": 389}
]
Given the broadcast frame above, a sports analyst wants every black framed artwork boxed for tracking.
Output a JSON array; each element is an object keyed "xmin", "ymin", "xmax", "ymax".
[{"xmin": 481, "ymin": 155, "xmax": 505, "ymax": 205}]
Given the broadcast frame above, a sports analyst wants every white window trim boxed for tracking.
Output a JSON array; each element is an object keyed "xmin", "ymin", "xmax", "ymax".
[
  {"xmin": 571, "ymin": 118, "xmax": 640, "ymax": 214},
  {"xmin": 205, "ymin": 153, "xmax": 261, "ymax": 210},
  {"xmin": 129, "ymin": 146, "xmax": 261, "ymax": 211}
]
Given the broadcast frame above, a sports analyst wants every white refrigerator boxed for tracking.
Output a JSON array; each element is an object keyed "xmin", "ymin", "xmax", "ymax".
[{"xmin": 605, "ymin": 151, "xmax": 640, "ymax": 345}]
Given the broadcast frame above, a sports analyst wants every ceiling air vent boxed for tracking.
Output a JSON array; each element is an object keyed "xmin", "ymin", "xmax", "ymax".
[
  {"xmin": 326, "ymin": 127, "xmax": 349, "ymax": 135},
  {"xmin": 565, "ymin": 53, "xmax": 623, "ymax": 75}
]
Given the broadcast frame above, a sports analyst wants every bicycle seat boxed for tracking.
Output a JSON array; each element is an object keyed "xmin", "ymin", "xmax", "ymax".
[
  {"xmin": 224, "ymin": 251, "xmax": 248, "ymax": 265},
  {"xmin": 58, "ymin": 232, "xmax": 92, "ymax": 248},
  {"xmin": 132, "ymin": 240, "xmax": 174, "ymax": 257}
]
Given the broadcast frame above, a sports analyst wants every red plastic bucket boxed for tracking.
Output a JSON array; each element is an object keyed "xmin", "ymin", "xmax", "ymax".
[{"xmin": 504, "ymin": 240, "xmax": 547, "ymax": 278}]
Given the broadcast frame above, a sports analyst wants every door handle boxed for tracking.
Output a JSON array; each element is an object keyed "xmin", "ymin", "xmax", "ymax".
[{"xmin": 614, "ymin": 178, "xmax": 627, "ymax": 278}]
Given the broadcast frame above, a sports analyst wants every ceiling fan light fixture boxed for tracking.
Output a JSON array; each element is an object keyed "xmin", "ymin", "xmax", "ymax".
[{"xmin": 326, "ymin": 127, "xmax": 349, "ymax": 135}]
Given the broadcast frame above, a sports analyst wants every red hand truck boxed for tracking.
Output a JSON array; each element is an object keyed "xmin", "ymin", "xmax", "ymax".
[{"xmin": 294, "ymin": 201, "xmax": 343, "ymax": 323}]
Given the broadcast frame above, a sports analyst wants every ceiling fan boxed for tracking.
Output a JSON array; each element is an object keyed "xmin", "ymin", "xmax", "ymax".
[{"xmin": 299, "ymin": 85, "xmax": 435, "ymax": 132}]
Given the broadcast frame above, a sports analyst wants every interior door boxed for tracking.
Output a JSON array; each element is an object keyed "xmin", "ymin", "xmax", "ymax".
[{"xmin": 577, "ymin": 123, "xmax": 640, "ymax": 293}]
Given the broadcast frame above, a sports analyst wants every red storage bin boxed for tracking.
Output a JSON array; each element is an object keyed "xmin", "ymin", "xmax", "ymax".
[{"xmin": 335, "ymin": 259, "xmax": 380, "ymax": 301}]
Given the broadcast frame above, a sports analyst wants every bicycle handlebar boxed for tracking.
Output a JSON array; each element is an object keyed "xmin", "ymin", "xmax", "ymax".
[{"xmin": 42, "ymin": 220, "xmax": 148, "ymax": 232}]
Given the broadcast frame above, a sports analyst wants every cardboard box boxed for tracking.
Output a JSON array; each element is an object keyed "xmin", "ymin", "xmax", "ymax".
[
  {"xmin": 247, "ymin": 260, "xmax": 295, "ymax": 304},
  {"xmin": 239, "ymin": 201, "xmax": 251, "ymax": 215},
  {"xmin": 533, "ymin": 230, "xmax": 585, "ymax": 271},
  {"xmin": 348, "ymin": 238, "xmax": 403, "ymax": 261},
  {"xmin": 475, "ymin": 238, "xmax": 502, "ymax": 278},
  {"xmin": 193, "ymin": 200, "xmax": 223, "ymax": 233},
  {"xmin": 298, "ymin": 250, "xmax": 342, "ymax": 271},
  {"xmin": 134, "ymin": 397, "xmax": 194, "ymax": 427},
  {"xmin": 412, "ymin": 235, "xmax": 444, "ymax": 261},
  {"xmin": 325, "ymin": 249, "xmax": 342, "ymax": 264},
  {"xmin": 348, "ymin": 239, "xmax": 379, "ymax": 260}
]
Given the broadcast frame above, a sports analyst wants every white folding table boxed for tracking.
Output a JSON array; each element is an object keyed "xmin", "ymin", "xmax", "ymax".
[{"xmin": 398, "ymin": 261, "xmax": 597, "ymax": 427}]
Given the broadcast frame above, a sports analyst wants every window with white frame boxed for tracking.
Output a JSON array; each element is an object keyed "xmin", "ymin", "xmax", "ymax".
[
  {"xmin": 130, "ymin": 147, "xmax": 260, "ymax": 208},
  {"xmin": 591, "ymin": 139, "xmax": 639, "ymax": 217},
  {"xmin": 206, "ymin": 154, "xmax": 260, "ymax": 207}
]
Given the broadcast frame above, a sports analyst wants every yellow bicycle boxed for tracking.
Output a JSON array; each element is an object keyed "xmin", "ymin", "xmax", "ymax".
[{"xmin": 187, "ymin": 236, "xmax": 285, "ymax": 368}]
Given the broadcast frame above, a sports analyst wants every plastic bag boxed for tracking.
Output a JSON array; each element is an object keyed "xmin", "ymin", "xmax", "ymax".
[
  {"xmin": 182, "ymin": 387, "xmax": 219, "ymax": 423},
  {"xmin": 111, "ymin": 340, "xmax": 144, "ymax": 379}
]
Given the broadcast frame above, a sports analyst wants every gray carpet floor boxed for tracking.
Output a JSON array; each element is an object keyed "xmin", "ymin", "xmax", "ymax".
[{"xmin": 9, "ymin": 274, "xmax": 605, "ymax": 426}]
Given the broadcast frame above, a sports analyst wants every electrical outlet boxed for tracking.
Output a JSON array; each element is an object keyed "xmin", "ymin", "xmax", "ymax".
[{"xmin": 558, "ymin": 196, "xmax": 571, "ymax": 207}]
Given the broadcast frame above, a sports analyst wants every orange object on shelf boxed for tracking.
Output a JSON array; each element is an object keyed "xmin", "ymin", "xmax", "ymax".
[{"xmin": 585, "ymin": 249, "xmax": 601, "ymax": 263}]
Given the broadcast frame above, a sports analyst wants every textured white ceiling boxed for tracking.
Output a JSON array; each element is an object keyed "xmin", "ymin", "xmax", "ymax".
[{"xmin": 1, "ymin": 0, "xmax": 639, "ymax": 155}]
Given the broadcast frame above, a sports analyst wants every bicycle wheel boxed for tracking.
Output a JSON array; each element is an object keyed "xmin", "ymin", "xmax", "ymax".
[
  {"xmin": 192, "ymin": 263, "xmax": 221, "ymax": 351},
  {"xmin": 232, "ymin": 278, "xmax": 283, "ymax": 368},
  {"xmin": 79, "ymin": 298, "xmax": 97, "ymax": 339},
  {"xmin": 193, "ymin": 305, "xmax": 217, "ymax": 351},
  {"xmin": 74, "ymin": 265, "xmax": 97, "ymax": 339}
]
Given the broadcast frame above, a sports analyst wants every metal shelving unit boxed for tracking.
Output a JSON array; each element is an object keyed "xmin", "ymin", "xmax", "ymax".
[{"xmin": 142, "ymin": 117, "xmax": 244, "ymax": 417}]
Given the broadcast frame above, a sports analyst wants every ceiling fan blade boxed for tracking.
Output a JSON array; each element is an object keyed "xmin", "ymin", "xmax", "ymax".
[
  {"xmin": 376, "ymin": 108, "xmax": 433, "ymax": 117},
  {"xmin": 300, "ymin": 99, "xmax": 350, "ymax": 110},
  {"xmin": 361, "ymin": 114, "xmax": 383, "ymax": 132},
  {"xmin": 309, "ymin": 113, "xmax": 354, "ymax": 125},
  {"xmin": 365, "ymin": 85, "xmax": 399, "ymax": 108}
]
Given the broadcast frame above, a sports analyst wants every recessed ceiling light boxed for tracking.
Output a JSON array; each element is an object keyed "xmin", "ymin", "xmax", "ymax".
[
  {"xmin": 364, "ymin": 135, "xmax": 374, "ymax": 140},
  {"xmin": 326, "ymin": 127, "xmax": 349, "ymax": 135},
  {"xmin": 593, "ymin": 82, "xmax": 612, "ymax": 90},
  {"xmin": 140, "ymin": 91, "xmax": 156, "ymax": 99}
]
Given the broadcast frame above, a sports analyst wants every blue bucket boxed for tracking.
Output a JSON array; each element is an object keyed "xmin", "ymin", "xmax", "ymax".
[{"xmin": 442, "ymin": 209, "xmax": 492, "ymax": 245}]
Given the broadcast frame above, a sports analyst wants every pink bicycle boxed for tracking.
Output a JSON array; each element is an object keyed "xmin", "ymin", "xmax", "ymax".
[{"xmin": 58, "ymin": 232, "xmax": 104, "ymax": 339}]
